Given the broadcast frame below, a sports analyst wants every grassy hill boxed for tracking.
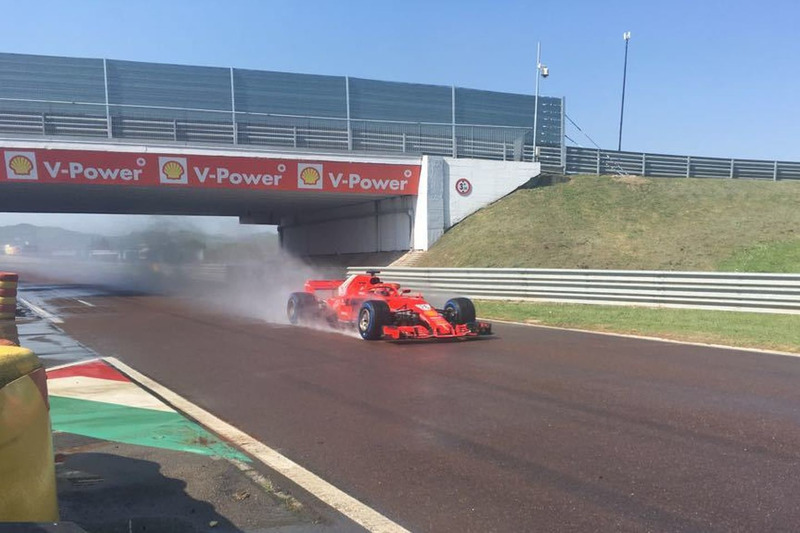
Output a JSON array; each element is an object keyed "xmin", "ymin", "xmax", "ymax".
[{"xmin": 418, "ymin": 175, "xmax": 800, "ymax": 272}]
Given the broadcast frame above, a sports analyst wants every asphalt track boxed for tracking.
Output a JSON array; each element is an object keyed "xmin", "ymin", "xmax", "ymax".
[{"xmin": 21, "ymin": 284, "xmax": 800, "ymax": 532}]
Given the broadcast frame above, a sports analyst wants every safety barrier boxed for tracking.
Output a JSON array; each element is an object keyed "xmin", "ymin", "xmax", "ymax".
[
  {"xmin": 563, "ymin": 146, "xmax": 800, "ymax": 181},
  {"xmin": 347, "ymin": 267, "xmax": 800, "ymax": 314},
  {"xmin": 0, "ymin": 345, "xmax": 59, "ymax": 521}
]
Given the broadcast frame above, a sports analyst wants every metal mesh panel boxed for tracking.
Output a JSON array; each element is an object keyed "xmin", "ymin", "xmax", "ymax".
[
  {"xmin": 106, "ymin": 60, "xmax": 231, "ymax": 111},
  {"xmin": 776, "ymin": 161, "xmax": 800, "ymax": 180},
  {"xmin": 409, "ymin": 124, "xmax": 453, "ymax": 156},
  {"xmin": 348, "ymin": 78, "xmax": 451, "ymax": 123},
  {"xmin": 455, "ymin": 88, "xmax": 561, "ymax": 147},
  {"xmin": 456, "ymin": 125, "xmax": 530, "ymax": 161},
  {"xmin": 0, "ymin": 53, "xmax": 104, "ymax": 102},
  {"xmin": 536, "ymin": 97, "xmax": 562, "ymax": 148},
  {"xmin": 598, "ymin": 151, "xmax": 644, "ymax": 175},
  {"xmin": 237, "ymin": 114, "xmax": 347, "ymax": 150},
  {"xmin": 233, "ymin": 69, "xmax": 346, "ymax": 117},
  {"xmin": 563, "ymin": 148, "xmax": 800, "ymax": 181},
  {"xmin": 537, "ymin": 146, "xmax": 564, "ymax": 170},
  {"xmin": 109, "ymin": 106, "xmax": 233, "ymax": 144},
  {"xmin": 351, "ymin": 120, "xmax": 408, "ymax": 153},
  {"xmin": 0, "ymin": 102, "xmax": 107, "ymax": 139},
  {"xmin": 0, "ymin": 52, "xmax": 567, "ymax": 161},
  {"xmin": 733, "ymin": 159, "xmax": 776, "ymax": 180},
  {"xmin": 455, "ymin": 87, "xmax": 533, "ymax": 127},
  {"xmin": 349, "ymin": 121, "xmax": 452, "ymax": 155}
]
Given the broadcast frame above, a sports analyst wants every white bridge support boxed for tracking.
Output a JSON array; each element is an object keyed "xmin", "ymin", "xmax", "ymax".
[
  {"xmin": 281, "ymin": 156, "xmax": 541, "ymax": 255},
  {"xmin": 412, "ymin": 156, "xmax": 541, "ymax": 250}
]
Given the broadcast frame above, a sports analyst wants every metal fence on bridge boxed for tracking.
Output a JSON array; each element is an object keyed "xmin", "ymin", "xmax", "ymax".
[{"xmin": 0, "ymin": 52, "xmax": 564, "ymax": 165}]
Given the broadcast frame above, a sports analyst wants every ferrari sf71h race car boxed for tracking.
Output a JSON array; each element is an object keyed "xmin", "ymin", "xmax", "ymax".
[{"xmin": 286, "ymin": 270, "xmax": 492, "ymax": 341}]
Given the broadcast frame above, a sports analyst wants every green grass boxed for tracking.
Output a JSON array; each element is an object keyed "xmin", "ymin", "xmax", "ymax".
[
  {"xmin": 418, "ymin": 175, "xmax": 800, "ymax": 272},
  {"xmin": 477, "ymin": 300, "xmax": 800, "ymax": 354},
  {"xmin": 717, "ymin": 240, "xmax": 800, "ymax": 272}
]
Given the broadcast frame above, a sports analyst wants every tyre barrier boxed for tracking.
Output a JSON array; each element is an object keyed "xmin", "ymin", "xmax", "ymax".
[
  {"xmin": 0, "ymin": 273, "xmax": 17, "ymax": 345},
  {"xmin": 0, "ymin": 321, "xmax": 19, "ymax": 346},
  {"xmin": 0, "ymin": 345, "xmax": 59, "ymax": 521}
]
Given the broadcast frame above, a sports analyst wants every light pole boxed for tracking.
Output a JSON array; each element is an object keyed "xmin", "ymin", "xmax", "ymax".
[
  {"xmin": 617, "ymin": 31, "xmax": 631, "ymax": 151},
  {"xmin": 533, "ymin": 41, "xmax": 549, "ymax": 161}
]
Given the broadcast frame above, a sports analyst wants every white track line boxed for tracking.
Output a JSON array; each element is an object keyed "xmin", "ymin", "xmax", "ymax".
[
  {"xmin": 18, "ymin": 297, "xmax": 63, "ymax": 324},
  {"xmin": 76, "ymin": 299, "xmax": 95, "ymax": 307},
  {"xmin": 45, "ymin": 357, "xmax": 102, "ymax": 372},
  {"xmin": 485, "ymin": 318, "xmax": 800, "ymax": 358},
  {"xmin": 104, "ymin": 357, "xmax": 410, "ymax": 533}
]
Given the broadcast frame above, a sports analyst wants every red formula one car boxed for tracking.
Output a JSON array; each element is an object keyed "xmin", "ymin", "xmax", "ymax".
[{"xmin": 286, "ymin": 270, "xmax": 492, "ymax": 340}]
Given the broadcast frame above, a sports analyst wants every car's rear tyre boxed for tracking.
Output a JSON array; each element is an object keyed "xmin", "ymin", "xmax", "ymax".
[
  {"xmin": 287, "ymin": 292, "xmax": 317, "ymax": 324},
  {"xmin": 444, "ymin": 297, "xmax": 476, "ymax": 325},
  {"xmin": 358, "ymin": 300, "xmax": 391, "ymax": 340}
]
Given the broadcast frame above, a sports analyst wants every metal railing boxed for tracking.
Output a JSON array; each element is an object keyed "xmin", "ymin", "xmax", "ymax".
[
  {"xmin": 0, "ymin": 97, "xmax": 563, "ymax": 165},
  {"xmin": 564, "ymin": 146, "xmax": 800, "ymax": 180},
  {"xmin": 347, "ymin": 267, "xmax": 800, "ymax": 314}
]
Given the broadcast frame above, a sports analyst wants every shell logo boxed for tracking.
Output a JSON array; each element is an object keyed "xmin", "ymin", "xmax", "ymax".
[
  {"xmin": 4, "ymin": 151, "xmax": 38, "ymax": 180},
  {"xmin": 297, "ymin": 163, "xmax": 324, "ymax": 189},
  {"xmin": 8, "ymin": 155, "xmax": 33, "ymax": 175},
  {"xmin": 300, "ymin": 166, "xmax": 320, "ymax": 186},
  {"xmin": 158, "ymin": 156, "xmax": 188, "ymax": 184},
  {"xmin": 161, "ymin": 161, "xmax": 184, "ymax": 180}
]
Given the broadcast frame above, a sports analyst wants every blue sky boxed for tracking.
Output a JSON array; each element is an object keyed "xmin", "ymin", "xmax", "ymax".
[{"xmin": 1, "ymin": 0, "xmax": 797, "ymax": 233}]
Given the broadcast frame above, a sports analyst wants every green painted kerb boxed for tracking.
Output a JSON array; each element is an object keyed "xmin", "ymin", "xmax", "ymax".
[{"xmin": 49, "ymin": 396, "xmax": 250, "ymax": 462}]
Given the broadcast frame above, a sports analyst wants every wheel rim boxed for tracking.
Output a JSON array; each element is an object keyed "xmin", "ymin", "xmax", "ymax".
[
  {"xmin": 287, "ymin": 300, "xmax": 296, "ymax": 319},
  {"xmin": 358, "ymin": 308, "xmax": 371, "ymax": 332}
]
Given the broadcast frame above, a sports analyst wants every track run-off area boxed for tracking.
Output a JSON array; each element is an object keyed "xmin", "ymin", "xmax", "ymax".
[{"xmin": 18, "ymin": 280, "xmax": 800, "ymax": 532}]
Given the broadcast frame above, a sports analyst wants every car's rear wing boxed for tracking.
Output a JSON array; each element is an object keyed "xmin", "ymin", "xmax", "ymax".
[{"xmin": 304, "ymin": 279, "xmax": 344, "ymax": 294}]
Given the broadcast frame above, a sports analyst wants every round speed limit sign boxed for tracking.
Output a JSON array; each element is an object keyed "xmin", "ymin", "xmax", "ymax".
[{"xmin": 455, "ymin": 178, "xmax": 472, "ymax": 196}]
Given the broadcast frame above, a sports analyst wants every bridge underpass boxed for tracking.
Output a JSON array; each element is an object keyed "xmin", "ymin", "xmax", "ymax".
[{"xmin": 0, "ymin": 139, "xmax": 540, "ymax": 258}]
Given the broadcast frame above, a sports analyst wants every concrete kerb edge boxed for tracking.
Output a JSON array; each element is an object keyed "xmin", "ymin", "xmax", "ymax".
[
  {"xmin": 484, "ymin": 317, "xmax": 800, "ymax": 358},
  {"xmin": 102, "ymin": 356, "xmax": 410, "ymax": 533},
  {"xmin": 18, "ymin": 297, "xmax": 63, "ymax": 324}
]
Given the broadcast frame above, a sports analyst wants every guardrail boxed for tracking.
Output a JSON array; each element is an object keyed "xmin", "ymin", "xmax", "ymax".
[
  {"xmin": 347, "ymin": 267, "xmax": 800, "ymax": 314},
  {"xmin": 564, "ymin": 146, "xmax": 800, "ymax": 181},
  {"xmin": 6, "ymin": 256, "xmax": 797, "ymax": 314}
]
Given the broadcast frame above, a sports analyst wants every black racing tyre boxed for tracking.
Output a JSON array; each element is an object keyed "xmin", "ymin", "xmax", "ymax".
[
  {"xmin": 444, "ymin": 297, "xmax": 476, "ymax": 325},
  {"xmin": 357, "ymin": 300, "xmax": 391, "ymax": 340},
  {"xmin": 287, "ymin": 292, "xmax": 317, "ymax": 324}
]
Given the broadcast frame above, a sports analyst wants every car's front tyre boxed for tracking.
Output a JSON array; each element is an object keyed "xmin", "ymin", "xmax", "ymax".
[
  {"xmin": 444, "ymin": 297, "xmax": 476, "ymax": 325},
  {"xmin": 358, "ymin": 300, "xmax": 391, "ymax": 340}
]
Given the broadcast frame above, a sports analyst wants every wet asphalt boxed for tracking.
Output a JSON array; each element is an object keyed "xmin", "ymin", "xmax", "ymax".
[{"xmin": 17, "ymin": 282, "xmax": 800, "ymax": 533}]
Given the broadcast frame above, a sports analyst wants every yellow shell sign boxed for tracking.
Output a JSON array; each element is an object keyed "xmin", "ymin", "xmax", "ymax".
[
  {"xmin": 8, "ymin": 156, "xmax": 33, "ymax": 176},
  {"xmin": 161, "ymin": 161, "xmax": 184, "ymax": 180},
  {"xmin": 300, "ymin": 166, "xmax": 320, "ymax": 186}
]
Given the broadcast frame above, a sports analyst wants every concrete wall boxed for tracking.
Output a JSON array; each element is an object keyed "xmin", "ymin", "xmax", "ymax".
[
  {"xmin": 283, "ymin": 156, "xmax": 540, "ymax": 255},
  {"xmin": 413, "ymin": 156, "xmax": 540, "ymax": 250},
  {"xmin": 281, "ymin": 196, "xmax": 415, "ymax": 255}
]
